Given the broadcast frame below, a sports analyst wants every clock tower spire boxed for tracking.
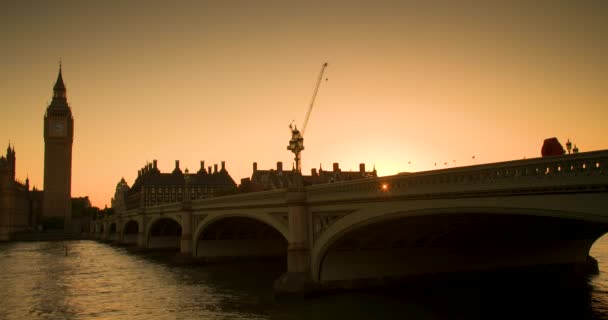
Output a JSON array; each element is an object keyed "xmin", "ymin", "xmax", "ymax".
[
  {"xmin": 43, "ymin": 63, "xmax": 74, "ymax": 231},
  {"xmin": 53, "ymin": 62, "xmax": 66, "ymax": 99}
]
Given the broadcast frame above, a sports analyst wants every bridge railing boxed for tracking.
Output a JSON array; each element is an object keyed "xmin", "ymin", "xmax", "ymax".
[
  {"xmin": 191, "ymin": 188, "xmax": 287, "ymax": 210},
  {"xmin": 306, "ymin": 150, "xmax": 608, "ymax": 203},
  {"xmin": 141, "ymin": 202, "xmax": 182, "ymax": 214}
]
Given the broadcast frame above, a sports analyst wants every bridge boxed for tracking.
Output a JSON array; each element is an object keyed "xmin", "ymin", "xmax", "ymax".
[{"xmin": 91, "ymin": 150, "xmax": 608, "ymax": 295}]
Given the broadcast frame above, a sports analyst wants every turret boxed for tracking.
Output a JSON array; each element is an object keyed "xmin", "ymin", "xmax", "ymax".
[{"xmin": 4, "ymin": 143, "xmax": 15, "ymax": 179}]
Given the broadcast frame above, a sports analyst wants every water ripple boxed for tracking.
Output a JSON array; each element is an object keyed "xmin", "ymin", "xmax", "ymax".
[{"xmin": 1, "ymin": 239, "xmax": 608, "ymax": 319}]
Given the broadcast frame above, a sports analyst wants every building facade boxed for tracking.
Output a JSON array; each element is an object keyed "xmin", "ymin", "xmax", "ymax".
[
  {"xmin": 42, "ymin": 66, "xmax": 74, "ymax": 230},
  {"xmin": 240, "ymin": 161, "xmax": 377, "ymax": 191},
  {"xmin": 0, "ymin": 145, "xmax": 43, "ymax": 240},
  {"xmin": 112, "ymin": 160, "xmax": 237, "ymax": 210}
]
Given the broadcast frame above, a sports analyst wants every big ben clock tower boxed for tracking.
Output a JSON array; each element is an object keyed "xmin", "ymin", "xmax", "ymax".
[{"xmin": 43, "ymin": 64, "xmax": 74, "ymax": 231}]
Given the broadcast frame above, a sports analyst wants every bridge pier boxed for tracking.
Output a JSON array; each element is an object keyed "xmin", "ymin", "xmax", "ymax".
[
  {"xmin": 274, "ymin": 188, "xmax": 318, "ymax": 297},
  {"xmin": 101, "ymin": 222, "xmax": 108, "ymax": 241},
  {"xmin": 137, "ymin": 213, "xmax": 147, "ymax": 248},
  {"xmin": 117, "ymin": 221, "xmax": 124, "ymax": 243},
  {"xmin": 137, "ymin": 230, "xmax": 145, "ymax": 247},
  {"xmin": 180, "ymin": 210, "xmax": 193, "ymax": 255}
]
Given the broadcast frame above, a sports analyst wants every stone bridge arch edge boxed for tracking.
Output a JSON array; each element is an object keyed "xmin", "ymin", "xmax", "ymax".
[
  {"xmin": 192, "ymin": 212, "xmax": 290, "ymax": 258},
  {"xmin": 144, "ymin": 215, "xmax": 183, "ymax": 242},
  {"xmin": 310, "ymin": 206, "xmax": 608, "ymax": 282},
  {"xmin": 119, "ymin": 219, "xmax": 141, "ymax": 237}
]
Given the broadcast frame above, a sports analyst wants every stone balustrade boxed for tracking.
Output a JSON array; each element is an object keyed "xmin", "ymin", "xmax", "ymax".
[{"xmin": 306, "ymin": 151, "xmax": 608, "ymax": 203}]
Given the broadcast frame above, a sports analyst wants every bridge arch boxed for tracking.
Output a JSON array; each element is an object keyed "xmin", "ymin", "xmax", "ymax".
[
  {"xmin": 121, "ymin": 220, "xmax": 140, "ymax": 245},
  {"xmin": 312, "ymin": 206, "xmax": 608, "ymax": 284},
  {"xmin": 193, "ymin": 213, "xmax": 288, "ymax": 261},
  {"xmin": 146, "ymin": 216, "xmax": 182, "ymax": 250},
  {"xmin": 123, "ymin": 220, "xmax": 139, "ymax": 233},
  {"xmin": 108, "ymin": 222, "xmax": 118, "ymax": 241}
]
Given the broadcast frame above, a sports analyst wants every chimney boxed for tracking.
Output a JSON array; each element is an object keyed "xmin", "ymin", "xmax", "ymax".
[
  {"xmin": 153, "ymin": 159, "xmax": 158, "ymax": 169},
  {"xmin": 253, "ymin": 162, "xmax": 258, "ymax": 172},
  {"xmin": 277, "ymin": 161, "xmax": 283, "ymax": 172},
  {"xmin": 311, "ymin": 168, "xmax": 317, "ymax": 176},
  {"xmin": 221, "ymin": 161, "xmax": 226, "ymax": 171},
  {"xmin": 359, "ymin": 163, "xmax": 365, "ymax": 173},
  {"xmin": 333, "ymin": 162, "xmax": 340, "ymax": 172},
  {"xmin": 200, "ymin": 161, "xmax": 205, "ymax": 173},
  {"xmin": 175, "ymin": 160, "xmax": 180, "ymax": 170},
  {"xmin": 214, "ymin": 164, "xmax": 218, "ymax": 173}
]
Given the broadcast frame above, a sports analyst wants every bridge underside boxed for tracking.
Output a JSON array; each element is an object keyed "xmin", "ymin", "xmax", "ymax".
[
  {"xmin": 123, "ymin": 220, "xmax": 139, "ymax": 245},
  {"xmin": 108, "ymin": 223, "xmax": 118, "ymax": 242},
  {"xmin": 320, "ymin": 213, "xmax": 608, "ymax": 286},
  {"xmin": 196, "ymin": 217, "xmax": 287, "ymax": 262},
  {"xmin": 148, "ymin": 218, "xmax": 182, "ymax": 250}
]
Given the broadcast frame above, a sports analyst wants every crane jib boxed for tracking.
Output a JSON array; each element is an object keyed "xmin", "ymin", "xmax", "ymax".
[{"xmin": 301, "ymin": 62, "xmax": 329, "ymax": 136}]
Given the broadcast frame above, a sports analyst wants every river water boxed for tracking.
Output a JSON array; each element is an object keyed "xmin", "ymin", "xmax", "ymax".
[{"xmin": 1, "ymin": 237, "xmax": 608, "ymax": 320}]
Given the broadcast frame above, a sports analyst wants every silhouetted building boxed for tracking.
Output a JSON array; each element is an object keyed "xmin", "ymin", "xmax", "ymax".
[
  {"xmin": 241, "ymin": 161, "xmax": 377, "ymax": 191},
  {"xmin": 71, "ymin": 196, "xmax": 93, "ymax": 233},
  {"xmin": 113, "ymin": 160, "xmax": 237, "ymax": 210},
  {"xmin": 0, "ymin": 145, "xmax": 43, "ymax": 240},
  {"xmin": 541, "ymin": 137, "xmax": 565, "ymax": 157}
]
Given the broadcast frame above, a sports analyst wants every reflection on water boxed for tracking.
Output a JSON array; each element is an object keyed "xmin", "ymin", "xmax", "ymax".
[{"xmin": 0, "ymin": 237, "xmax": 608, "ymax": 319}]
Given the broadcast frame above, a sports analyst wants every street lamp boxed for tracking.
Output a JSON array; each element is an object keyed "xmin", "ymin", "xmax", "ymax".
[{"xmin": 287, "ymin": 125, "xmax": 305, "ymax": 173}]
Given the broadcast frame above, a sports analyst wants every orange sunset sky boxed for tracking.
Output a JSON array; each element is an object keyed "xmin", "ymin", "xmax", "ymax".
[{"xmin": 1, "ymin": 0, "xmax": 607, "ymax": 208}]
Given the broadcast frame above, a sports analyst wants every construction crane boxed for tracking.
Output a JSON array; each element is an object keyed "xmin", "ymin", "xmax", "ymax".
[{"xmin": 287, "ymin": 62, "xmax": 329, "ymax": 173}]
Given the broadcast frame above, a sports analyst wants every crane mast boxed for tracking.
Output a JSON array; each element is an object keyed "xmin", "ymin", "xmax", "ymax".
[{"xmin": 287, "ymin": 62, "xmax": 329, "ymax": 174}]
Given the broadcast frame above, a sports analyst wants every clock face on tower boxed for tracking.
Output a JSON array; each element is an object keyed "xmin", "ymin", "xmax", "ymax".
[{"xmin": 50, "ymin": 119, "xmax": 67, "ymax": 137}]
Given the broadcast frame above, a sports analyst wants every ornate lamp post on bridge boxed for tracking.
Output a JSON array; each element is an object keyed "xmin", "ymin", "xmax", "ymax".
[{"xmin": 287, "ymin": 125, "xmax": 305, "ymax": 174}]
